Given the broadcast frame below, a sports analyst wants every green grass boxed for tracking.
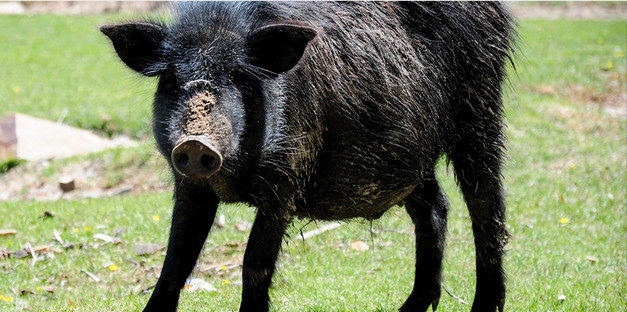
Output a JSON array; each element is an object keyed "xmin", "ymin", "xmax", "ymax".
[
  {"xmin": 0, "ymin": 14, "xmax": 157, "ymax": 138},
  {"xmin": 518, "ymin": 19, "xmax": 626, "ymax": 90},
  {"xmin": 0, "ymin": 159, "xmax": 26, "ymax": 174},
  {"xmin": 1, "ymin": 15, "xmax": 626, "ymax": 312}
]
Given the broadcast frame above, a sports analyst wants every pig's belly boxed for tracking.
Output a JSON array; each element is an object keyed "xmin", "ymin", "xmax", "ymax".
[
  {"xmin": 296, "ymin": 173, "xmax": 418, "ymax": 221},
  {"xmin": 294, "ymin": 142, "xmax": 426, "ymax": 220}
]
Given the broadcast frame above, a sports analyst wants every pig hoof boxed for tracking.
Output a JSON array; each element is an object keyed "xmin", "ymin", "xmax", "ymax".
[{"xmin": 399, "ymin": 289, "xmax": 441, "ymax": 312}]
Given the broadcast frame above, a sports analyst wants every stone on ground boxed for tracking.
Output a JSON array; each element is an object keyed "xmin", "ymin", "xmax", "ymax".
[{"xmin": 0, "ymin": 113, "xmax": 135, "ymax": 161}]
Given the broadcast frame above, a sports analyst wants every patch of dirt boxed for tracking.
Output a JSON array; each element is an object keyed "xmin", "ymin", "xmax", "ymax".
[
  {"xmin": 0, "ymin": 152, "xmax": 172, "ymax": 202},
  {"xmin": 527, "ymin": 79, "xmax": 627, "ymax": 118},
  {"xmin": 564, "ymin": 83, "xmax": 627, "ymax": 117}
]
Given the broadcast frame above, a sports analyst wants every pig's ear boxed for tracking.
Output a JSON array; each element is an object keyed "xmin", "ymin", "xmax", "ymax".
[
  {"xmin": 248, "ymin": 24, "xmax": 317, "ymax": 75},
  {"xmin": 100, "ymin": 22, "xmax": 166, "ymax": 76}
]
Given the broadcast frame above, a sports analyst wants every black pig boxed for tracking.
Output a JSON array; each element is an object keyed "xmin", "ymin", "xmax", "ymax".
[{"xmin": 101, "ymin": 2, "xmax": 516, "ymax": 311}]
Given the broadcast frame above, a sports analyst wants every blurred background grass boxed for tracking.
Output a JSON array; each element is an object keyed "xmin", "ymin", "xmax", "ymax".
[{"xmin": 0, "ymin": 14, "xmax": 156, "ymax": 138}]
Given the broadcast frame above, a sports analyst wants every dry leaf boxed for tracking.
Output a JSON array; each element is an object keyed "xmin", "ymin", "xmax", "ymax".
[
  {"xmin": 135, "ymin": 243, "xmax": 164, "ymax": 256},
  {"xmin": 585, "ymin": 256, "xmax": 599, "ymax": 263},
  {"xmin": 12, "ymin": 250, "xmax": 28, "ymax": 258},
  {"xmin": 8, "ymin": 245, "xmax": 51, "ymax": 259},
  {"xmin": 350, "ymin": 240, "xmax": 370, "ymax": 251},
  {"xmin": 216, "ymin": 214, "xmax": 226, "ymax": 228},
  {"xmin": 0, "ymin": 229, "xmax": 17, "ymax": 236},
  {"xmin": 32, "ymin": 245, "xmax": 50, "ymax": 253},
  {"xmin": 20, "ymin": 289, "xmax": 36, "ymax": 296},
  {"xmin": 40, "ymin": 211, "xmax": 56, "ymax": 219},
  {"xmin": 235, "ymin": 221, "xmax": 252, "ymax": 232},
  {"xmin": 184, "ymin": 278, "xmax": 216, "ymax": 292},
  {"xmin": 93, "ymin": 233, "xmax": 117, "ymax": 243},
  {"xmin": 62, "ymin": 242, "xmax": 80, "ymax": 250}
]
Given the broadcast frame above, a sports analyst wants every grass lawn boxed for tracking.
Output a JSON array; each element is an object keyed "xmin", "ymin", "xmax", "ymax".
[
  {"xmin": 1, "ymin": 13, "xmax": 626, "ymax": 312},
  {"xmin": 0, "ymin": 13, "xmax": 156, "ymax": 138}
]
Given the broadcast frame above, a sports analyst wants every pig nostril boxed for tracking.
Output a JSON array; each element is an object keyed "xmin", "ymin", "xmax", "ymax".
[
  {"xmin": 200, "ymin": 154, "xmax": 215, "ymax": 170},
  {"xmin": 176, "ymin": 153, "xmax": 190, "ymax": 168},
  {"xmin": 171, "ymin": 138, "xmax": 222, "ymax": 178}
]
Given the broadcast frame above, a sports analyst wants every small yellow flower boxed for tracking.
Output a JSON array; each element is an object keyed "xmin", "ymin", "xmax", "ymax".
[
  {"xmin": 37, "ymin": 287, "xmax": 42, "ymax": 291},
  {"xmin": 560, "ymin": 218, "xmax": 569, "ymax": 224},
  {"xmin": 221, "ymin": 265, "xmax": 227, "ymax": 270},
  {"xmin": 605, "ymin": 61, "xmax": 613, "ymax": 69},
  {"xmin": 109, "ymin": 264, "xmax": 119, "ymax": 271},
  {"xmin": 222, "ymin": 280, "xmax": 230, "ymax": 285},
  {"xmin": 84, "ymin": 226, "xmax": 91, "ymax": 232},
  {"xmin": 2, "ymin": 295, "xmax": 13, "ymax": 302},
  {"xmin": 597, "ymin": 37, "xmax": 604, "ymax": 45},
  {"xmin": 72, "ymin": 228, "xmax": 79, "ymax": 233},
  {"xmin": 569, "ymin": 163, "xmax": 575, "ymax": 169},
  {"xmin": 152, "ymin": 215, "xmax": 160, "ymax": 222},
  {"xmin": 12, "ymin": 86, "xmax": 20, "ymax": 94}
]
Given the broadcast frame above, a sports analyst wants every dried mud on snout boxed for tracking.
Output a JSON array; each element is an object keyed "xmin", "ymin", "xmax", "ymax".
[{"xmin": 185, "ymin": 91, "xmax": 216, "ymax": 136}]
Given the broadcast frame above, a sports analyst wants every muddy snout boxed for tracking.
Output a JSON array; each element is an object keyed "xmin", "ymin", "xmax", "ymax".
[{"xmin": 171, "ymin": 136, "xmax": 223, "ymax": 178}]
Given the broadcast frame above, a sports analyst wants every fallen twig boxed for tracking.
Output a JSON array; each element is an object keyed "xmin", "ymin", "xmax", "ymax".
[
  {"xmin": 81, "ymin": 269, "xmax": 101, "ymax": 282},
  {"xmin": 53, "ymin": 229, "xmax": 64, "ymax": 244},
  {"xmin": 141, "ymin": 284, "xmax": 155, "ymax": 294},
  {"xmin": 25, "ymin": 243, "xmax": 37, "ymax": 267},
  {"xmin": 0, "ymin": 229, "xmax": 17, "ymax": 236},
  {"xmin": 299, "ymin": 222, "xmax": 344, "ymax": 241},
  {"xmin": 442, "ymin": 284, "xmax": 469, "ymax": 306}
]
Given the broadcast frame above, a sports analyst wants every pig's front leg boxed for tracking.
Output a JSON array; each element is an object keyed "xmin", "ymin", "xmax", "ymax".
[
  {"xmin": 239, "ymin": 209, "xmax": 291, "ymax": 312},
  {"xmin": 143, "ymin": 180, "xmax": 219, "ymax": 312}
]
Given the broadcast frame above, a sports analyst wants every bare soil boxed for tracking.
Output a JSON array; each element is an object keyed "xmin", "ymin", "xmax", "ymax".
[
  {"xmin": 0, "ymin": 150, "xmax": 171, "ymax": 202},
  {"xmin": 528, "ymin": 82, "xmax": 627, "ymax": 118}
]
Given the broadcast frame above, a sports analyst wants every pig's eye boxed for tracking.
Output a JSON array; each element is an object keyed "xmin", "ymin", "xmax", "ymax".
[{"xmin": 159, "ymin": 69, "xmax": 179, "ymax": 91}]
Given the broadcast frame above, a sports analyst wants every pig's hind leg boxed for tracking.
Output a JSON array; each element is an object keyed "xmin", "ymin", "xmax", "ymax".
[
  {"xmin": 448, "ymin": 116, "xmax": 508, "ymax": 312},
  {"xmin": 400, "ymin": 174, "xmax": 449, "ymax": 312}
]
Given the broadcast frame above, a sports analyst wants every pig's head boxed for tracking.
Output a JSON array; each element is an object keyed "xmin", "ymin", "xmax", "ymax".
[{"xmin": 100, "ymin": 12, "xmax": 316, "ymax": 179}]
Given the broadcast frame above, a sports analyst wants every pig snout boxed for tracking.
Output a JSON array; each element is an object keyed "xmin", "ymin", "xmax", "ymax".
[{"xmin": 171, "ymin": 136, "xmax": 223, "ymax": 178}]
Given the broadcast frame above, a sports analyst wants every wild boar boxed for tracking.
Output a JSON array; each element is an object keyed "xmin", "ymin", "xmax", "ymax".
[{"xmin": 101, "ymin": 2, "xmax": 516, "ymax": 311}]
